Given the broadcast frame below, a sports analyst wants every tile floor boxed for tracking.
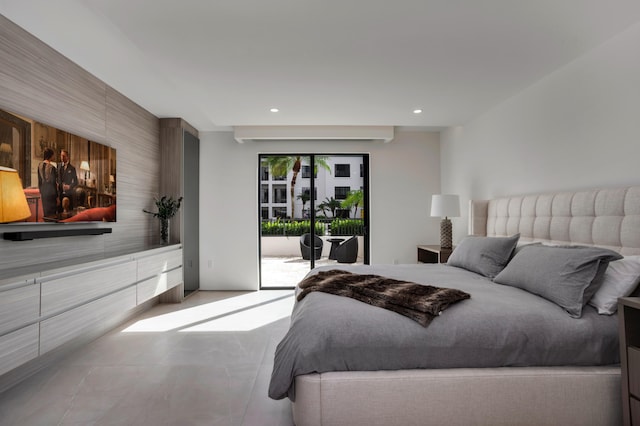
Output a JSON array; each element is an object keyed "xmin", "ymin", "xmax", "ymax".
[{"xmin": 0, "ymin": 290, "xmax": 296, "ymax": 426}]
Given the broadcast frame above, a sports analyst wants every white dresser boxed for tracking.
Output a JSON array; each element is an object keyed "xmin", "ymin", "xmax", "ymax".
[{"xmin": 0, "ymin": 245, "xmax": 183, "ymax": 380}]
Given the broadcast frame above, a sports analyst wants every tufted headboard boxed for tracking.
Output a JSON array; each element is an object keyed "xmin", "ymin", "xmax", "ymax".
[{"xmin": 469, "ymin": 186, "xmax": 640, "ymax": 256}]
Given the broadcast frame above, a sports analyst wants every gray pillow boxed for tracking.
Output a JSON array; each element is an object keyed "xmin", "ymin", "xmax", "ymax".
[
  {"xmin": 493, "ymin": 245, "xmax": 623, "ymax": 318},
  {"xmin": 447, "ymin": 234, "xmax": 520, "ymax": 279}
]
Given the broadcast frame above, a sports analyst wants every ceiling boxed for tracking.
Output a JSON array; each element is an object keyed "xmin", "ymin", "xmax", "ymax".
[{"xmin": 2, "ymin": 0, "xmax": 640, "ymax": 132}]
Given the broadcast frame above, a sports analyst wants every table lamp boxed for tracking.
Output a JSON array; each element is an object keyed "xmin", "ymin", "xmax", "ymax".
[
  {"xmin": 80, "ymin": 161, "xmax": 90, "ymax": 185},
  {"xmin": 0, "ymin": 166, "xmax": 31, "ymax": 223},
  {"xmin": 430, "ymin": 194, "xmax": 460, "ymax": 249},
  {"xmin": 0, "ymin": 142, "xmax": 12, "ymax": 168}
]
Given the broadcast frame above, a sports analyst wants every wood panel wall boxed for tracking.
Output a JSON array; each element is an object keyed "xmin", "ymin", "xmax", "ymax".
[{"xmin": 0, "ymin": 15, "xmax": 161, "ymax": 275}]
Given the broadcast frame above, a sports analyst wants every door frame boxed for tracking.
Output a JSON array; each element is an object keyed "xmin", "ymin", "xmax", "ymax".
[{"xmin": 258, "ymin": 153, "xmax": 370, "ymax": 289}]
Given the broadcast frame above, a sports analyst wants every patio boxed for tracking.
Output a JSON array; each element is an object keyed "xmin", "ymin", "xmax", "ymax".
[
  {"xmin": 260, "ymin": 256, "xmax": 360, "ymax": 288},
  {"xmin": 259, "ymin": 235, "xmax": 364, "ymax": 288}
]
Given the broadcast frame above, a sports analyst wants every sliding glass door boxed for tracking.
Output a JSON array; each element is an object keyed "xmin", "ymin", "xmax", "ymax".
[{"xmin": 259, "ymin": 154, "xmax": 369, "ymax": 289}]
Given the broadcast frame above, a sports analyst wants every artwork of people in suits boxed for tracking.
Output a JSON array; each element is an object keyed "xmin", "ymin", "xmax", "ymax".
[
  {"xmin": 58, "ymin": 149, "xmax": 78, "ymax": 213},
  {"xmin": 37, "ymin": 147, "xmax": 59, "ymax": 217}
]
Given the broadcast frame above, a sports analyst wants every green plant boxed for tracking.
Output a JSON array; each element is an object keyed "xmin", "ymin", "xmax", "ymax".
[
  {"xmin": 317, "ymin": 196, "xmax": 342, "ymax": 217},
  {"xmin": 297, "ymin": 191, "xmax": 310, "ymax": 215},
  {"xmin": 330, "ymin": 218, "xmax": 364, "ymax": 236},
  {"xmin": 262, "ymin": 156, "xmax": 330, "ymax": 218},
  {"xmin": 143, "ymin": 196, "xmax": 183, "ymax": 220},
  {"xmin": 261, "ymin": 218, "xmax": 324, "ymax": 236},
  {"xmin": 341, "ymin": 189, "xmax": 363, "ymax": 218}
]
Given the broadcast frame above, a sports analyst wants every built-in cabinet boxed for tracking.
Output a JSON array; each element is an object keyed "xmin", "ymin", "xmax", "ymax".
[
  {"xmin": 137, "ymin": 248, "xmax": 184, "ymax": 302},
  {"xmin": 0, "ymin": 273, "xmax": 40, "ymax": 378},
  {"xmin": 160, "ymin": 118, "xmax": 200, "ymax": 297},
  {"xmin": 0, "ymin": 245, "xmax": 183, "ymax": 382},
  {"xmin": 0, "ymin": 277, "xmax": 40, "ymax": 336}
]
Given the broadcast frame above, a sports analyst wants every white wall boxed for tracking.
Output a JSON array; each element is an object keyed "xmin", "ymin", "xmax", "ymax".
[
  {"xmin": 440, "ymin": 21, "xmax": 640, "ymax": 241},
  {"xmin": 199, "ymin": 130, "xmax": 441, "ymax": 290}
]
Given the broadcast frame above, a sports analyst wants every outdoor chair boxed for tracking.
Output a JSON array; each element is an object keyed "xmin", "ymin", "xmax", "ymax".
[
  {"xmin": 300, "ymin": 233, "xmax": 323, "ymax": 260},
  {"xmin": 335, "ymin": 235, "xmax": 358, "ymax": 263}
]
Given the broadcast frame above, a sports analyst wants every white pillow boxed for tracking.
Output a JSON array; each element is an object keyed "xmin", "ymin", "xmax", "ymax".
[{"xmin": 588, "ymin": 255, "xmax": 640, "ymax": 315}]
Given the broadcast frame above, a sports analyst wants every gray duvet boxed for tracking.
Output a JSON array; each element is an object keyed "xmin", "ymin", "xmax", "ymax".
[{"xmin": 268, "ymin": 263, "xmax": 619, "ymax": 401}]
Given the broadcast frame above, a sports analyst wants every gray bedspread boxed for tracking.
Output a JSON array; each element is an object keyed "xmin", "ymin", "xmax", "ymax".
[{"xmin": 268, "ymin": 263, "xmax": 619, "ymax": 401}]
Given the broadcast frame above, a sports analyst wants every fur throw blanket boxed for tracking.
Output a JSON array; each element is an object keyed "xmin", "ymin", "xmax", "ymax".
[{"xmin": 297, "ymin": 269, "xmax": 470, "ymax": 327}]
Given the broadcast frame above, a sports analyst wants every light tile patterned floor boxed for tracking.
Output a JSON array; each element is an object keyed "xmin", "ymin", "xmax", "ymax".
[{"xmin": 0, "ymin": 291, "xmax": 296, "ymax": 426}]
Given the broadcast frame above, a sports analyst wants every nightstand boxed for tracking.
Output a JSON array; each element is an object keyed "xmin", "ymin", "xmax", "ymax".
[
  {"xmin": 417, "ymin": 245, "xmax": 453, "ymax": 264},
  {"xmin": 619, "ymin": 297, "xmax": 640, "ymax": 425}
]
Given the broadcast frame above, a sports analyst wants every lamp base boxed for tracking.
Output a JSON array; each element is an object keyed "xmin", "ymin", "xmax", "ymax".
[{"xmin": 440, "ymin": 218, "xmax": 453, "ymax": 249}]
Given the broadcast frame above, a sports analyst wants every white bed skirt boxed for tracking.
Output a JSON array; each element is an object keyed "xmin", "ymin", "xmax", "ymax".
[{"xmin": 292, "ymin": 366, "xmax": 621, "ymax": 426}]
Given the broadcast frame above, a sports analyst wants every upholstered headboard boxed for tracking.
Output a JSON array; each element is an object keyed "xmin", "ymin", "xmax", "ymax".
[{"xmin": 469, "ymin": 186, "xmax": 640, "ymax": 256}]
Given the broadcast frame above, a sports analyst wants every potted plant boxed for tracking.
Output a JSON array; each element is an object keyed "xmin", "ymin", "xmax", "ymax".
[{"xmin": 143, "ymin": 195, "xmax": 183, "ymax": 244}]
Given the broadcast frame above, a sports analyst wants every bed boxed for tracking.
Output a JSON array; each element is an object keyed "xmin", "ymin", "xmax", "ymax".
[{"xmin": 269, "ymin": 186, "xmax": 640, "ymax": 426}]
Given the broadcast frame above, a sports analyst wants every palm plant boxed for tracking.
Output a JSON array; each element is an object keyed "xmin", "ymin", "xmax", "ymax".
[
  {"xmin": 297, "ymin": 191, "xmax": 311, "ymax": 217},
  {"xmin": 317, "ymin": 196, "xmax": 342, "ymax": 217},
  {"xmin": 263, "ymin": 156, "xmax": 330, "ymax": 218},
  {"xmin": 341, "ymin": 189, "xmax": 363, "ymax": 218},
  {"xmin": 315, "ymin": 200, "xmax": 329, "ymax": 217}
]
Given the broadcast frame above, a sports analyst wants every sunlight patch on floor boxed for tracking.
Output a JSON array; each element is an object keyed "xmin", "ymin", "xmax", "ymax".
[
  {"xmin": 121, "ymin": 290, "xmax": 294, "ymax": 333},
  {"xmin": 180, "ymin": 296, "xmax": 294, "ymax": 332}
]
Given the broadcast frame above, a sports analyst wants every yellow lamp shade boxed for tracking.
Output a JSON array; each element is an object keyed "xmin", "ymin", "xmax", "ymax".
[{"xmin": 0, "ymin": 166, "xmax": 31, "ymax": 223}]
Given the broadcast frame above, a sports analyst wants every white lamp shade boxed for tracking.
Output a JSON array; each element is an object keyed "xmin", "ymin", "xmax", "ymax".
[
  {"xmin": 0, "ymin": 166, "xmax": 31, "ymax": 223},
  {"xmin": 80, "ymin": 161, "xmax": 90, "ymax": 171},
  {"xmin": 430, "ymin": 194, "xmax": 460, "ymax": 218}
]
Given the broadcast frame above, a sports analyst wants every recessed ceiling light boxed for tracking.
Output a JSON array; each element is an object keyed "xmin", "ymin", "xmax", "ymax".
[
  {"xmin": 413, "ymin": 109, "xmax": 423, "ymax": 114},
  {"xmin": 270, "ymin": 108, "xmax": 279, "ymax": 113}
]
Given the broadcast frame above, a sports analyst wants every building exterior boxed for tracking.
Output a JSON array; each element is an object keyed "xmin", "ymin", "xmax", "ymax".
[{"xmin": 260, "ymin": 155, "xmax": 364, "ymax": 220}]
